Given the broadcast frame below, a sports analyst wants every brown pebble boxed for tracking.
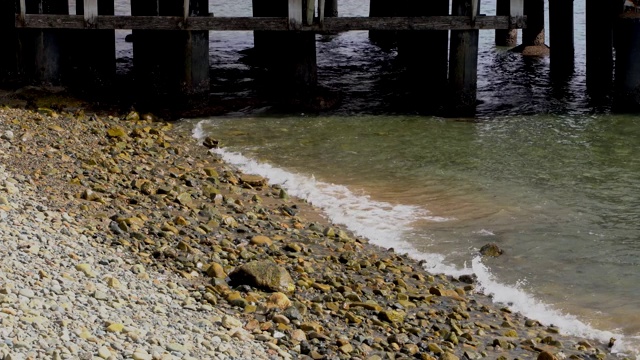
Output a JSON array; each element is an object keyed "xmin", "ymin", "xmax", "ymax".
[
  {"xmin": 537, "ymin": 351, "xmax": 557, "ymax": 360},
  {"xmin": 271, "ymin": 314, "xmax": 290, "ymax": 324}
]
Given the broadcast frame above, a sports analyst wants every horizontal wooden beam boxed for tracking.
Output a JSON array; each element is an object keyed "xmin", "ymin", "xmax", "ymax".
[{"xmin": 14, "ymin": 14, "xmax": 527, "ymax": 31}]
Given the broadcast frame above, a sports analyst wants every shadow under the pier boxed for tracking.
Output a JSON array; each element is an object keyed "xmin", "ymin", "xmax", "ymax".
[{"xmin": 1, "ymin": 31, "xmax": 621, "ymax": 119}]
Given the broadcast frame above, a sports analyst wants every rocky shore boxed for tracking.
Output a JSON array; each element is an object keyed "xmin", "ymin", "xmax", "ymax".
[{"xmin": 0, "ymin": 96, "xmax": 623, "ymax": 359}]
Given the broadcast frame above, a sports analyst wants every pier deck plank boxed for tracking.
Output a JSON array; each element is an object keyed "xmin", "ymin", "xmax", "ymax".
[{"xmin": 14, "ymin": 14, "xmax": 526, "ymax": 31}]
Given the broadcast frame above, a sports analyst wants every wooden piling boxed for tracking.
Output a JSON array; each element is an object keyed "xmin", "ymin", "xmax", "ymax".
[
  {"xmin": 614, "ymin": 13, "xmax": 640, "ymax": 111},
  {"xmin": 512, "ymin": 0, "xmax": 548, "ymax": 55},
  {"xmin": 369, "ymin": 0, "xmax": 396, "ymax": 47},
  {"xmin": 19, "ymin": 0, "xmax": 69, "ymax": 84},
  {"xmin": 549, "ymin": 0, "xmax": 574, "ymax": 76},
  {"xmin": 496, "ymin": 0, "xmax": 517, "ymax": 46},
  {"xmin": 286, "ymin": 0, "xmax": 317, "ymax": 87},
  {"xmin": 0, "ymin": 1, "xmax": 19, "ymax": 80},
  {"xmin": 252, "ymin": 0, "xmax": 317, "ymax": 89},
  {"xmin": 131, "ymin": 0, "xmax": 210, "ymax": 96},
  {"xmin": 522, "ymin": 0, "xmax": 545, "ymax": 46},
  {"xmin": 73, "ymin": 0, "xmax": 116, "ymax": 91},
  {"xmin": 448, "ymin": 0, "xmax": 480, "ymax": 115},
  {"xmin": 252, "ymin": 0, "xmax": 288, "ymax": 57},
  {"xmin": 324, "ymin": 0, "xmax": 338, "ymax": 17},
  {"xmin": 586, "ymin": 0, "xmax": 616, "ymax": 94},
  {"xmin": 396, "ymin": 0, "xmax": 449, "ymax": 108}
]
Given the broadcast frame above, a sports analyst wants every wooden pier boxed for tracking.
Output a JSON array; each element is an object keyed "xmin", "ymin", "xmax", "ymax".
[{"xmin": 1, "ymin": 0, "xmax": 639, "ymax": 114}]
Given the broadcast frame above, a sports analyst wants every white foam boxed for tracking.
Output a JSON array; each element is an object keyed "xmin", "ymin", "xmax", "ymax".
[
  {"xmin": 472, "ymin": 256, "xmax": 638, "ymax": 358},
  {"xmin": 474, "ymin": 229, "xmax": 495, "ymax": 236},
  {"xmin": 192, "ymin": 119, "xmax": 639, "ymax": 358}
]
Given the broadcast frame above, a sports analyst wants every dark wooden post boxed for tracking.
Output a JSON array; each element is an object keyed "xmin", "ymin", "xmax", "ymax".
[
  {"xmin": 369, "ymin": 0, "xmax": 396, "ymax": 47},
  {"xmin": 586, "ymin": 0, "xmax": 616, "ymax": 94},
  {"xmin": 131, "ymin": 0, "xmax": 209, "ymax": 96},
  {"xmin": 252, "ymin": 0, "xmax": 288, "ymax": 57},
  {"xmin": 252, "ymin": 0, "xmax": 317, "ymax": 89},
  {"xmin": 324, "ymin": 0, "xmax": 337, "ymax": 17},
  {"xmin": 286, "ymin": 0, "xmax": 317, "ymax": 88},
  {"xmin": 496, "ymin": 0, "xmax": 517, "ymax": 46},
  {"xmin": 396, "ymin": 0, "xmax": 449, "ymax": 109},
  {"xmin": 614, "ymin": 9, "xmax": 640, "ymax": 111},
  {"xmin": 448, "ymin": 0, "xmax": 480, "ymax": 116},
  {"xmin": 523, "ymin": 0, "xmax": 545, "ymax": 46},
  {"xmin": 19, "ymin": 0, "xmax": 69, "ymax": 84},
  {"xmin": 0, "ymin": 0, "xmax": 19, "ymax": 81},
  {"xmin": 73, "ymin": 0, "xmax": 115, "ymax": 91},
  {"xmin": 512, "ymin": 0, "xmax": 548, "ymax": 55},
  {"xmin": 549, "ymin": 0, "xmax": 574, "ymax": 76}
]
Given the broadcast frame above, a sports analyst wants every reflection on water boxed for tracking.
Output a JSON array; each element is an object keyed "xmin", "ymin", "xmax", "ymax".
[{"xmin": 67, "ymin": 0, "xmax": 600, "ymax": 116}]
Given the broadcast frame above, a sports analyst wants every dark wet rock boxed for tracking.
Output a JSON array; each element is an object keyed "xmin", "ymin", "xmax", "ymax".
[
  {"xmin": 202, "ymin": 137, "xmax": 219, "ymax": 149},
  {"xmin": 479, "ymin": 243, "xmax": 504, "ymax": 257},
  {"xmin": 228, "ymin": 260, "xmax": 295, "ymax": 294},
  {"xmin": 458, "ymin": 274, "xmax": 476, "ymax": 284}
]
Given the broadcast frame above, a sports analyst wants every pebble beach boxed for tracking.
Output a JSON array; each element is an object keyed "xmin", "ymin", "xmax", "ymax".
[{"xmin": 0, "ymin": 89, "xmax": 625, "ymax": 360}]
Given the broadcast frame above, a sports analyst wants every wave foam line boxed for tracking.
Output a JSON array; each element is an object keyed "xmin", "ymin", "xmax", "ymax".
[
  {"xmin": 472, "ymin": 257, "xmax": 638, "ymax": 357},
  {"xmin": 193, "ymin": 121, "xmax": 467, "ymax": 275}
]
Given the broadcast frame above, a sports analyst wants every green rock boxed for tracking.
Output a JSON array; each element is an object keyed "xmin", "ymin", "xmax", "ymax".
[
  {"xmin": 312, "ymin": 283, "xmax": 332, "ymax": 292},
  {"xmin": 378, "ymin": 309, "xmax": 405, "ymax": 323},
  {"xmin": 107, "ymin": 127, "xmax": 127, "ymax": 138},
  {"xmin": 75, "ymin": 264, "xmax": 96, "ymax": 278},
  {"xmin": 279, "ymin": 188, "xmax": 289, "ymax": 199},
  {"xmin": 37, "ymin": 107, "xmax": 56, "ymax": 117},
  {"xmin": 323, "ymin": 227, "xmax": 336, "ymax": 237},
  {"xmin": 229, "ymin": 260, "xmax": 295, "ymax": 294},
  {"xmin": 397, "ymin": 299, "xmax": 416, "ymax": 309},
  {"xmin": 440, "ymin": 353, "xmax": 460, "ymax": 360},
  {"xmin": 176, "ymin": 192, "xmax": 192, "ymax": 206},
  {"xmin": 348, "ymin": 302, "xmax": 382, "ymax": 312},
  {"xmin": 240, "ymin": 175, "xmax": 266, "ymax": 187},
  {"xmin": 447, "ymin": 332, "xmax": 459, "ymax": 345},
  {"xmin": 203, "ymin": 168, "xmax": 219, "ymax": 177},
  {"xmin": 492, "ymin": 338, "xmax": 511, "ymax": 349},
  {"xmin": 345, "ymin": 312, "xmax": 362, "ymax": 324},
  {"xmin": 203, "ymin": 185, "xmax": 220, "ymax": 198},
  {"xmin": 504, "ymin": 329, "xmax": 518, "ymax": 337},
  {"xmin": 106, "ymin": 323, "xmax": 124, "ymax": 332},
  {"xmin": 427, "ymin": 343, "xmax": 443, "ymax": 354},
  {"xmin": 125, "ymin": 111, "xmax": 140, "ymax": 121}
]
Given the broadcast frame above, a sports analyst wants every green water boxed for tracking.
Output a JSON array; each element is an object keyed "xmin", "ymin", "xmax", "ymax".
[{"xmin": 190, "ymin": 113, "xmax": 640, "ymax": 353}]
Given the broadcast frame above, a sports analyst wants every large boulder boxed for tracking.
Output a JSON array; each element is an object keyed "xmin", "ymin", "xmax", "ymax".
[{"xmin": 228, "ymin": 260, "xmax": 295, "ymax": 294}]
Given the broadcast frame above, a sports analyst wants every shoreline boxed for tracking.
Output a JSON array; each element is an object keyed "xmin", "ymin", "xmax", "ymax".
[{"xmin": 0, "ymin": 97, "xmax": 626, "ymax": 359}]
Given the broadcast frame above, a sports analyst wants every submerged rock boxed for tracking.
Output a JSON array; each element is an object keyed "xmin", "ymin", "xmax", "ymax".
[{"xmin": 479, "ymin": 243, "xmax": 503, "ymax": 257}]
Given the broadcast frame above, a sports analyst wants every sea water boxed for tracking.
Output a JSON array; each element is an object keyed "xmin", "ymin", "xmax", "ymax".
[
  {"xmin": 75, "ymin": 0, "xmax": 640, "ymax": 356},
  {"xmin": 190, "ymin": 112, "xmax": 640, "ymax": 357}
]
